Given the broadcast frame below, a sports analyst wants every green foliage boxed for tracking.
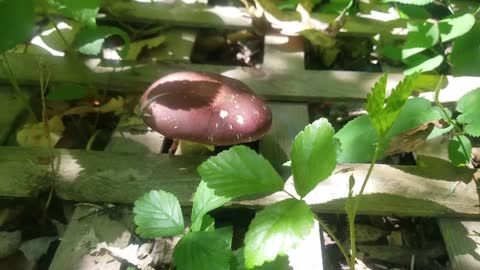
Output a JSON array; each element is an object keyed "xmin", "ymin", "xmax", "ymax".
[
  {"xmin": 402, "ymin": 22, "xmax": 439, "ymax": 59},
  {"xmin": 336, "ymin": 97, "xmax": 444, "ymax": 162},
  {"xmin": 133, "ymin": 190, "xmax": 184, "ymax": 238},
  {"xmin": 317, "ymin": 0, "xmax": 353, "ymax": 14},
  {"xmin": 244, "ymin": 199, "xmax": 314, "ymax": 268},
  {"xmin": 366, "ymin": 73, "xmax": 419, "ymax": 139},
  {"xmin": 74, "ymin": 26, "xmax": 130, "ymax": 57},
  {"xmin": 439, "ymin": 14, "xmax": 475, "ymax": 43},
  {"xmin": 387, "ymin": 97, "xmax": 444, "ymax": 140},
  {"xmin": 198, "ymin": 145, "xmax": 284, "ymax": 198},
  {"xmin": 383, "ymin": 0, "xmax": 434, "ymax": 5},
  {"xmin": 451, "ymin": 24, "xmax": 480, "ymax": 76},
  {"xmin": 456, "ymin": 88, "xmax": 480, "ymax": 137},
  {"xmin": 335, "ymin": 115, "xmax": 378, "ymax": 163},
  {"xmin": 191, "ymin": 181, "xmax": 231, "ymax": 232},
  {"xmin": 172, "ymin": 231, "xmax": 233, "ymax": 270},
  {"xmin": 403, "ymin": 54, "xmax": 443, "ymax": 74},
  {"xmin": 366, "ymin": 74, "xmax": 388, "ymax": 137},
  {"xmin": 0, "ymin": 0, "xmax": 35, "ymax": 54},
  {"xmin": 291, "ymin": 118, "xmax": 337, "ymax": 197},
  {"xmin": 448, "ymin": 135, "xmax": 472, "ymax": 166},
  {"xmin": 46, "ymin": 84, "xmax": 87, "ymax": 101},
  {"xmin": 232, "ymin": 248, "xmax": 290, "ymax": 270},
  {"xmin": 47, "ymin": 0, "xmax": 101, "ymax": 27}
]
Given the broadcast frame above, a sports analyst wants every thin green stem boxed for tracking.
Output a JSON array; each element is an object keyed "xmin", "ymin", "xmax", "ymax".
[
  {"xmin": 474, "ymin": 5, "xmax": 480, "ymax": 16},
  {"xmin": 39, "ymin": 64, "xmax": 56, "ymax": 214},
  {"xmin": 433, "ymin": 77, "xmax": 471, "ymax": 165},
  {"xmin": 316, "ymin": 216, "xmax": 351, "ymax": 266},
  {"xmin": 283, "ymin": 189, "xmax": 297, "ymax": 199},
  {"xmin": 348, "ymin": 143, "xmax": 382, "ymax": 269}
]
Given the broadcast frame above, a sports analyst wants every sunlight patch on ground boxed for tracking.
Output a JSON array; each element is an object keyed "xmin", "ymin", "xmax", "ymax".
[{"xmin": 58, "ymin": 152, "xmax": 83, "ymax": 183}]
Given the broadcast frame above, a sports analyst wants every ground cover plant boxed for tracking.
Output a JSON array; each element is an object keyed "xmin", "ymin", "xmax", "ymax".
[{"xmin": 133, "ymin": 72, "xmax": 479, "ymax": 269}]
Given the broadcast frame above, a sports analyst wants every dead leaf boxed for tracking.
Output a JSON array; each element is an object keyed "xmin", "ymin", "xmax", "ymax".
[
  {"xmin": 63, "ymin": 97, "xmax": 125, "ymax": 116},
  {"xmin": 125, "ymin": 35, "xmax": 167, "ymax": 61},
  {"xmin": 386, "ymin": 120, "xmax": 448, "ymax": 155},
  {"xmin": 16, "ymin": 115, "xmax": 65, "ymax": 148}
]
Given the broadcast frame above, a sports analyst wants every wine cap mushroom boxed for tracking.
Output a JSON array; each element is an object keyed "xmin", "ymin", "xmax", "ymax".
[{"xmin": 140, "ymin": 71, "xmax": 272, "ymax": 146}]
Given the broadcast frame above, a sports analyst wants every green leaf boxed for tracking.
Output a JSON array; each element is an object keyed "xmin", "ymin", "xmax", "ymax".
[
  {"xmin": 74, "ymin": 26, "xmax": 130, "ymax": 57},
  {"xmin": 451, "ymin": 23, "xmax": 480, "ymax": 76},
  {"xmin": 404, "ymin": 54, "xmax": 443, "ymax": 75},
  {"xmin": 198, "ymin": 145, "xmax": 284, "ymax": 198},
  {"xmin": 366, "ymin": 74, "xmax": 388, "ymax": 137},
  {"xmin": 386, "ymin": 97, "xmax": 444, "ymax": 139},
  {"xmin": 244, "ymin": 199, "xmax": 315, "ymax": 268},
  {"xmin": 439, "ymin": 13, "xmax": 475, "ymax": 43},
  {"xmin": 133, "ymin": 190, "xmax": 184, "ymax": 238},
  {"xmin": 318, "ymin": 0, "xmax": 352, "ymax": 14},
  {"xmin": 0, "ymin": 0, "xmax": 34, "ymax": 54},
  {"xmin": 191, "ymin": 181, "xmax": 231, "ymax": 232},
  {"xmin": 402, "ymin": 22, "xmax": 439, "ymax": 59},
  {"xmin": 199, "ymin": 214, "xmax": 215, "ymax": 232},
  {"xmin": 277, "ymin": 0, "xmax": 299, "ymax": 10},
  {"xmin": 383, "ymin": 0, "xmax": 434, "ymax": 5},
  {"xmin": 232, "ymin": 248, "xmax": 290, "ymax": 270},
  {"xmin": 216, "ymin": 226, "xmax": 234, "ymax": 248},
  {"xmin": 46, "ymin": 84, "xmax": 87, "ymax": 101},
  {"xmin": 367, "ymin": 73, "xmax": 420, "ymax": 138},
  {"xmin": 291, "ymin": 118, "xmax": 337, "ymax": 197},
  {"xmin": 448, "ymin": 135, "xmax": 472, "ymax": 166},
  {"xmin": 396, "ymin": 3, "xmax": 431, "ymax": 19},
  {"xmin": 335, "ymin": 115, "xmax": 378, "ymax": 163},
  {"xmin": 173, "ymin": 231, "xmax": 232, "ymax": 270},
  {"xmin": 456, "ymin": 88, "xmax": 480, "ymax": 137},
  {"xmin": 337, "ymin": 97, "xmax": 444, "ymax": 162},
  {"xmin": 47, "ymin": 0, "xmax": 101, "ymax": 27}
]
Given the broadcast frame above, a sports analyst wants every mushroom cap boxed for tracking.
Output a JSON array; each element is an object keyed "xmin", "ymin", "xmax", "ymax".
[{"xmin": 140, "ymin": 71, "xmax": 272, "ymax": 146}]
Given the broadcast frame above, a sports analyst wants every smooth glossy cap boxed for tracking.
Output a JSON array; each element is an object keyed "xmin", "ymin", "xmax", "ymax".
[{"xmin": 140, "ymin": 71, "xmax": 272, "ymax": 146}]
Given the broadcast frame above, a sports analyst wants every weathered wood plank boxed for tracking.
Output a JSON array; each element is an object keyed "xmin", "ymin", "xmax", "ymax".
[
  {"xmin": 48, "ymin": 205, "xmax": 133, "ymax": 270},
  {"xmin": 438, "ymin": 219, "xmax": 480, "ymax": 270},
  {"xmin": 0, "ymin": 87, "xmax": 30, "ymax": 145},
  {"xmin": 50, "ymin": 120, "xmax": 156, "ymax": 270},
  {"xmin": 1, "ymin": 146, "xmax": 478, "ymax": 217},
  {"xmin": 102, "ymin": 0, "xmax": 252, "ymax": 29},
  {"xmin": 1, "ymin": 53, "xmax": 478, "ymax": 102},
  {"xmin": 259, "ymin": 102, "xmax": 309, "ymax": 178}
]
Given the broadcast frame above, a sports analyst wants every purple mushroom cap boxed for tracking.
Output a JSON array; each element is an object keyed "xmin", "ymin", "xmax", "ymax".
[{"xmin": 140, "ymin": 71, "xmax": 272, "ymax": 146}]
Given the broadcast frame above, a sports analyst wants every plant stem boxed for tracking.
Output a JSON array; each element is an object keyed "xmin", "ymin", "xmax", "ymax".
[
  {"xmin": 433, "ymin": 77, "xmax": 471, "ymax": 165},
  {"xmin": 283, "ymin": 189, "xmax": 298, "ymax": 199},
  {"xmin": 316, "ymin": 216, "xmax": 351, "ymax": 265},
  {"xmin": 348, "ymin": 143, "xmax": 382, "ymax": 269},
  {"xmin": 39, "ymin": 64, "xmax": 56, "ymax": 215}
]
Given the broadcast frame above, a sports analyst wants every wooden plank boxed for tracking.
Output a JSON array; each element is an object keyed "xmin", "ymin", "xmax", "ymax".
[
  {"xmin": 48, "ymin": 205, "xmax": 132, "ymax": 270},
  {"xmin": 102, "ymin": 0, "xmax": 252, "ymax": 29},
  {"xmin": 439, "ymin": 219, "xmax": 480, "ymax": 270},
  {"xmin": 0, "ymin": 87, "xmax": 29, "ymax": 145},
  {"xmin": 50, "ymin": 106, "xmax": 168, "ymax": 270},
  {"xmin": 1, "ymin": 53, "xmax": 479, "ymax": 102},
  {"xmin": 416, "ymin": 136, "xmax": 480, "ymax": 270},
  {"xmin": 259, "ymin": 102, "xmax": 309, "ymax": 178},
  {"xmin": 1, "ymin": 146, "xmax": 478, "ymax": 217},
  {"xmin": 259, "ymin": 102, "xmax": 324, "ymax": 269},
  {"xmin": 262, "ymin": 35, "xmax": 304, "ymax": 71}
]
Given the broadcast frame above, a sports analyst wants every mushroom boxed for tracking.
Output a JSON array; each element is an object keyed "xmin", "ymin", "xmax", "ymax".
[{"xmin": 140, "ymin": 71, "xmax": 272, "ymax": 147}]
